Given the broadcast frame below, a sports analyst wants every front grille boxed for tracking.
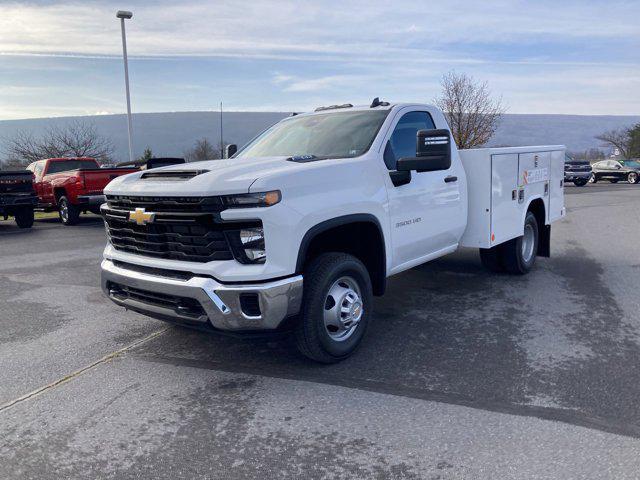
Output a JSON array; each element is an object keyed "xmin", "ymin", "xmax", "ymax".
[
  {"xmin": 107, "ymin": 281, "xmax": 206, "ymax": 319},
  {"xmin": 103, "ymin": 196, "xmax": 258, "ymax": 263}
]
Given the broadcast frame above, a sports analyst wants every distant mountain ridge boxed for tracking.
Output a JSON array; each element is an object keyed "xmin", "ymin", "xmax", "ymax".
[{"xmin": 1, "ymin": 111, "xmax": 638, "ymax": 163}]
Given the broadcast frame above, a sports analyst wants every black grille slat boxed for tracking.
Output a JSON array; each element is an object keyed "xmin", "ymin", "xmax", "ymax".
[{"xmin": 106, "ymin": 195, "xmax": 224, "ymax": 213}]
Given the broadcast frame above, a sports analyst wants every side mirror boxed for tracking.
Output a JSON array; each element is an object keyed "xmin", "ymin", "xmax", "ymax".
[
  {"xmin": 225, "ymin": 144, "xmax": 238, "ymax": 159},
  {"xmin": 397, "ymin": 129, "xmax": 451, "ymax": 172}
]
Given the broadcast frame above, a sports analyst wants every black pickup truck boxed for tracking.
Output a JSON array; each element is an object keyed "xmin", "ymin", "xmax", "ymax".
[{"xmin": 0, "ymin": 170, "xmax": 37, "ymax": 228}]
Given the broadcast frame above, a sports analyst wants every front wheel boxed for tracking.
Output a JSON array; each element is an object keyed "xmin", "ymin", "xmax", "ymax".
[
  {"xmin": 501, "ymin": 211, "xmax": 539, "ymax": 275},
  {"xmin": 294, "ymin": 253, "xmax": 372, "ymax": 363},
  {"xmin": 58, "ymin": 196, "xmax": 80, "ymax": 225},
  {"xmin": 14, "ymin": 208, "xmax": 34, "ymax": 229},
  {"xmin": 628, "ymin": 172, "xmax": 639, "ymax": 184},
  {"xmin": 589, "ymin": 174, "xmax": 597, "ymax": 183},
  {"xmin": 573, "ymin": 178, "xmax": 588, "ymax": 187}
]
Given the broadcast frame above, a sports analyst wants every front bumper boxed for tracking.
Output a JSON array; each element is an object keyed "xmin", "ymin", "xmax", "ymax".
[
  {"xmin": 101, "ymin": 259, "xmax": 303, "ymax": 331},
  {"xmin": 77, "ymin": 194, "xmax": 106, "ymax": 206},
  {"xmin": 564, "ymin": 172, "xmax": 591, "ymax": 181}
]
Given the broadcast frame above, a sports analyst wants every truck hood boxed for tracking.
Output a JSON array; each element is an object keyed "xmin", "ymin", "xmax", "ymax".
[{"xmin": 104, "ymin": 156, "xmax": 299, "ymax": 196}]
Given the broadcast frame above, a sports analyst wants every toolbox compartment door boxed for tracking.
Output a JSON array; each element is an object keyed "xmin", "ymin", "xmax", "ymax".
[
  {"xmin": 548, "ymin": 150, "xmax": 566, "ymax": 222},
  {"xmin": 490, "ymin": 153, "xmax": 520, "ymax": 246}
]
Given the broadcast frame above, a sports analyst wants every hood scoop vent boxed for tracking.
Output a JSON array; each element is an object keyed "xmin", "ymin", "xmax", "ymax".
[{"xmin": 141, "ymin": 169, "xmax": 209, "ymax": 181}]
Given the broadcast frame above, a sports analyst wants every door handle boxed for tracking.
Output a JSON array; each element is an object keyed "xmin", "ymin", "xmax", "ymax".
[{"xmin": 444, "ymin": 176, "xmax": 458, "ymax": 183}]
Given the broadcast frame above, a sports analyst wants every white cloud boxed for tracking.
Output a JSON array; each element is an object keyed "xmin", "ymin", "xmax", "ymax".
[
  {"xmin": 0, "ymin": 0, "xmax": 638, "ymax": 117},
  {"xmin": 1, "ymin": 0, "xmax": 637, "ymax": 60}
]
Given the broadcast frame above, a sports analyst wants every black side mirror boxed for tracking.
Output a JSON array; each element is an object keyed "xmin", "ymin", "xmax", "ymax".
[
  {"xmin": 397, "ymin": 129, "xmax": 451, "ymax": 172},
  {"xmin": 225, "ymin": 144, "xmax": 238, "ymax": 159}
]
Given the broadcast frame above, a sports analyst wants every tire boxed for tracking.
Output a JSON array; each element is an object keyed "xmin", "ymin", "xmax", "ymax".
[
  {"xmin": 294, "ymin": 253, "xmax": 373, "ymax": 363},
  {"xmin": 58, "ymin": 196, "xmax": 80, "ymax": 225},
  {"xmin": 479, "ymin": 246, "xmax": 505, "ymax": 272},
  {"xmin": 589, "ymin": 174, "xmax": 597, "ymax": 184},
  {"xmin": 573, "ymin": 179, "xmax": 588, "ymax": 187},
  {"xmin": 628, "ymin": 172, "xmax": 639, "ymax": 184},
  {"xmin": 502, "ymin": 211, "xmax": 539, "ymax": 275},
  {"xmin": 14, "ymin": 208, "xmax": 34, "ymax": 229}
]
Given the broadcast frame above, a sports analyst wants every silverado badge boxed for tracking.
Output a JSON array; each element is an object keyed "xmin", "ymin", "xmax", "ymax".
[{"xmin": 129, "ymin": 207, "xmax": 155, "ymax": 226}]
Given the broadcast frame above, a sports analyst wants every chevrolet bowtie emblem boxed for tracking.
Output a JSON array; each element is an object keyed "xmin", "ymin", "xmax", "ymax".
[{"xmin": 129, "ymin": 207, "xmax": 155, "ymax": 226}]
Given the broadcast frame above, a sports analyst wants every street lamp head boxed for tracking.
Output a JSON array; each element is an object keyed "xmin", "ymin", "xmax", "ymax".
[{"xmin": 116, "ymin": 10, "xmax": 133, "ymax": 19}]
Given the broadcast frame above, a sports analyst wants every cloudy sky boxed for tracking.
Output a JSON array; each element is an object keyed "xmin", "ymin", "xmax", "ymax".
[{"xmin": 1, "ymin": 0, "xmax": 638, "ymax": 120}]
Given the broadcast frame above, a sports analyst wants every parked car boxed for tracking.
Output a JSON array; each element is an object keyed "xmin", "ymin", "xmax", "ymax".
[
  {"xmin": 589, "ymin": 159, "xmax": 640, "ymax": 184},
  {"xmin": 100, "ymin": 101, "xmax": 566, "ymax": 363},
  {"xmin": 564, "ymin": 155, "xmax": 592, "ymax": 186},
  {"xmin": 0, "ymin": 170, "xmax": 37, "ymax": 228},
  {"xmin": 25, "ymin": 158, "xmax": 138, "ymax": 225}
]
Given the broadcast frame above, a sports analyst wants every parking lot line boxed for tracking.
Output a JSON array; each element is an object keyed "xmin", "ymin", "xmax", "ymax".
[{"xmin": 0, "ymin": 327, "xmax": 168, "ymax": 414}]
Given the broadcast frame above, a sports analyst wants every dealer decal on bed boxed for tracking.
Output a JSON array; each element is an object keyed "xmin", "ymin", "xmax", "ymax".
[{"xmin": 522, "ymin": 168, "xmax": 549, "ymax": 185}]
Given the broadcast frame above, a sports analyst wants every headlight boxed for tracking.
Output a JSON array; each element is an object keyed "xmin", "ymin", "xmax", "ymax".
[
  {"xmin": 226, "ymin": 227, "xmax": 266, "ymax": 264},
  {"xmin": 221, "ymin": 190, "xmax": 281, "ymax": 208}
]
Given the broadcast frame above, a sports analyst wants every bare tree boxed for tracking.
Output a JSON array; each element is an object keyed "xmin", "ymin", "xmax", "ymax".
[
  {"xmin": 3, "ymin": 121, "xmax": 114, "ymax": 166},
  {"xmin": 184, "ymin": 138, "xmax": 220, "ymax": 162},
  {"xmin": 434, "ymin": 71, "xmax": 505, "ymax": 149},
  {"xmin": 596, "ymin": 125, "xmax": 640, "ymax": 159}
]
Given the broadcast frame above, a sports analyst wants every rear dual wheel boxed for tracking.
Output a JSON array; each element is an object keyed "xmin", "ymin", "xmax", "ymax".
[{"xmin": 479, "ymin": 211, "xmax": 539, "ymax": 275}]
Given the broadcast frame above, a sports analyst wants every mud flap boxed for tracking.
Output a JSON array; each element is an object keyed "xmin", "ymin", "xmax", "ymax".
[{"xmin": 538, "ymin": 225, "xmax": 551, "ymax": 257}]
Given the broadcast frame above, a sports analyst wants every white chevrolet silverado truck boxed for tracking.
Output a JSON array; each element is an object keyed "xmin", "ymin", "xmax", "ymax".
[{"xmin": 101, "ymin": 100, "xmax": 566, "ymax": 363}]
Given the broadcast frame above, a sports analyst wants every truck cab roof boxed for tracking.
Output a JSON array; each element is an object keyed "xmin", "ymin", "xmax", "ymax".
[{"xmin": 293, "ymin": 103, "xmax": 439, "ymax": 119}]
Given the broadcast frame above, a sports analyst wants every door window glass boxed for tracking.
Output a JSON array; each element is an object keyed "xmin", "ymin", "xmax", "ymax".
[{"xmin": 384, "ymin": 111, "xmax": 435, "ymax": 170}]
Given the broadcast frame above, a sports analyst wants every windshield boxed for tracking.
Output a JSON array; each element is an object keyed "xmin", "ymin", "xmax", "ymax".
[{"xmin": 236, "ymin": 110, "xmax": 389, "ymax": 159}]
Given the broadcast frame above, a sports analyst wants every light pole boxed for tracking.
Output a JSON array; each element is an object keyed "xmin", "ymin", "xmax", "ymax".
[{"xmin": 116, "ymin": 10, "xmax": 134, "ymax": 163}]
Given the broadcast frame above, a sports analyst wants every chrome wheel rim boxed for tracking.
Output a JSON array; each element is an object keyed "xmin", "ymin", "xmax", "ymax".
[
  {"xmin": 60, "ymin": 202, "xmax": 68, "ymax": 222},
  {"xmin": 323, "ymin": 276, "xmax": 363, "ymax": 342},
  {"xmin": 629, "ymin": 173, "xmax": 637, "ymax": 184},
  {"xmin": 589, "ymin": 174, "xmax": 595, "ymax": 183},
  {"xmin": 522, "ymin": 224, "xmax": 535, "ymax": 264}
]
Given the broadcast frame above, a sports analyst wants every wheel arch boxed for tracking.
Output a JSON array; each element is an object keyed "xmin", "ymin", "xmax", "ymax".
[
  {"xmin": 295, "ymin": 214, "xmax": 387, "ymax": 296},
  {"xmin": 53, "ymin": 187, "xmax": 67, "ymax": 204}
]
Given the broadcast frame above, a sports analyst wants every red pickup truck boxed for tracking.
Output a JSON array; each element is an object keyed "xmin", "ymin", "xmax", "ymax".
[{"xmin": 26, "ymin": 158, "xmax": 137, "ymax": 225}]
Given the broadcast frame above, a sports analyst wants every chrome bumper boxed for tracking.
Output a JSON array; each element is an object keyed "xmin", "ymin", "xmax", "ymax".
[{"xmin": 101, "ymin": 259, "xmax": 303, "ymax": 331}]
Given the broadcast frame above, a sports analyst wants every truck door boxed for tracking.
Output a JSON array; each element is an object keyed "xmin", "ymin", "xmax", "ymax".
[{"xmin": 382, "ymin": 110, "xmax": 464, "ymax": 270}]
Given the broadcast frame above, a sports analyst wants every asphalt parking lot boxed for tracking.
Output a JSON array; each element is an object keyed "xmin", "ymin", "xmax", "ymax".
[{"xmin": 1, "ymin": 183, "xmax": 639, "ymax": 479}]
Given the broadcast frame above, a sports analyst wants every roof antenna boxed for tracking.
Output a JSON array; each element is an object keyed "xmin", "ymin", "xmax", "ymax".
[{"xmin": 370, "ymin": 97, "xmax": 389, "ymax": 108}]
